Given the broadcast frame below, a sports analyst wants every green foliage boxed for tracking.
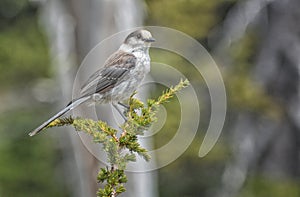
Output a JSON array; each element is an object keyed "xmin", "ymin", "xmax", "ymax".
[
  {"xmin": 0, "ymin": 8, "xmax": 50, "ymax": 90},
  {"xmin": 43, "ymin": 79, "xmax": 189, "ymax": 197},
  {"xmin": 240, "ymin": 175, "xmax": 300, "ymax": 197},
  {"xmin": 0, "ymin": 0, "xmax": 28, "ymax": 19},
  {"xmin": 0, "ymin": 3, "xmax": 68, "ymax": 196},
  {"xmin": 225, "ymin": 32, "xmax": 283, "ymax": 119},
  {"xmin": 145, "ymin": 0, "xmax": 235, "ymax": 39},
  {"xmin": 97, "ymin": 168, "xmax": 127, "ymax": 196},
  {"xmin": 0, "ymin": 108, "xmax": 70, "ymax": 197}
]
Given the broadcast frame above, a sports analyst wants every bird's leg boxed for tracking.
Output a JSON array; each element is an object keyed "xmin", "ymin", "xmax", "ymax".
[
  {"xmin": 112, "ymin": 103, "xmax": 128, "ymax": 122},
  {"xmin": 118, "ymin": 102, "xmax": 130, "ymax": 118},
  {"xmin": 118, "ymin": 102, "xmax": 129, "ymax": 110}
]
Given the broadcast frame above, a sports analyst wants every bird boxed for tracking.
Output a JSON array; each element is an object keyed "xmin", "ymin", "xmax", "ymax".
[{"xmin": 29, "ymin": 29, "xmax": 155, "ymax": 137}]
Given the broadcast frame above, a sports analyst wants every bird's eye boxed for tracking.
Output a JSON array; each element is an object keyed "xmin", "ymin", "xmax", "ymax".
[{"xmin": 137, "ymin": 34, "xmax": 141, "ymax": 39}]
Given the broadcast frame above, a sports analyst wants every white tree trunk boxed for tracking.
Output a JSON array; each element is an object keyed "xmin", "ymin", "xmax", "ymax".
[{"xmin": 39, "ymin": 0, "xmax": 158, "ymax": 196}]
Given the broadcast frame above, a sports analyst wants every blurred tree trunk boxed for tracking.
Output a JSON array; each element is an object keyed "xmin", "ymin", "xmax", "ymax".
[
  {"xmin": 39, "ymin": 0, "xmax": 157, "ymax": 196},
  {"xmin": 212, "ymin": 0, "xmax": 300, "ymax": 196}
]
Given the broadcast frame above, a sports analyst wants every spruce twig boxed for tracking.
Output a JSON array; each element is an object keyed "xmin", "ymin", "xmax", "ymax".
[{"xmin": 44, "ymin": 79, "xmax": 190, "ymax": 197}]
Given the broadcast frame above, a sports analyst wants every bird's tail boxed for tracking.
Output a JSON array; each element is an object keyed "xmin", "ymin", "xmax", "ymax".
[{"xmin": 28, "ymin": 97, "xmax": 90, "ymax": 137}]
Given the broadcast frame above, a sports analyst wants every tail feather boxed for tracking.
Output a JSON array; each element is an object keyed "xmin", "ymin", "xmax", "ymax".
[{"xmin": 28, "ymin": 97, "xmax": 90, "ymax": 137}]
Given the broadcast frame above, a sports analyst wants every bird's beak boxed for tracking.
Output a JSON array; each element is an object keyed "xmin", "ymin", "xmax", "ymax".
[{"xmin": 144, "ymin": 37, "xmax": 155, "ymax": 43}]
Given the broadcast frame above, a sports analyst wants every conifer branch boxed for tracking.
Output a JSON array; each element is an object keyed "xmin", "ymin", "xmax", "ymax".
[{"xmin": 45, "ymin": 79, "xmax": 189, "ymax": 197}]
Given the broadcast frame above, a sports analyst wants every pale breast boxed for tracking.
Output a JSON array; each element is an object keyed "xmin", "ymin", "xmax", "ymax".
[
  {"xmin": 132, "ymin": 50, "xmax": 151, "ymax": 75},
  {"xmin": 106, "ymin": 50, "xmax": 151, "ymax": 102}
]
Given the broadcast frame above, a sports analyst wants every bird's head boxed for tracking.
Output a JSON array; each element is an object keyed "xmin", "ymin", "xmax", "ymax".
[{"xmin": 120, "ymin": 29, "xmax": 155, "ymax": 52}]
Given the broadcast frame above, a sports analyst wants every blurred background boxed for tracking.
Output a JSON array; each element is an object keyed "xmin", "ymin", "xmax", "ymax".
[{"xmin": 1, "ymin": 0, "xmax": 300, "ymax": 196}]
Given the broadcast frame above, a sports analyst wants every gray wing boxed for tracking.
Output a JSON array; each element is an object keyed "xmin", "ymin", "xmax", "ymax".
[{"xmin": 80, "ymin": 51, "xmax": 136, "ymax": 97}]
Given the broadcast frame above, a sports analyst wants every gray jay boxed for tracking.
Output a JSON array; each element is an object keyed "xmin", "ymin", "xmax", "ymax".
[{"xmin": 29, "ymin": 29, "xmax": 155, "ymax": 136}]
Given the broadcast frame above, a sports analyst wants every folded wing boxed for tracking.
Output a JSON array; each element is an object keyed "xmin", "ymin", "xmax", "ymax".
[{"xmin": 80, "ymin": 51, "xmax": 137, "ymax": 97}]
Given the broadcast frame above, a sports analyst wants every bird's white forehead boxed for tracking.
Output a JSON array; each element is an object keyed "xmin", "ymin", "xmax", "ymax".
[{"xmin": 141, "ymin": 30, "xmax": 152, "ymax": 39}]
